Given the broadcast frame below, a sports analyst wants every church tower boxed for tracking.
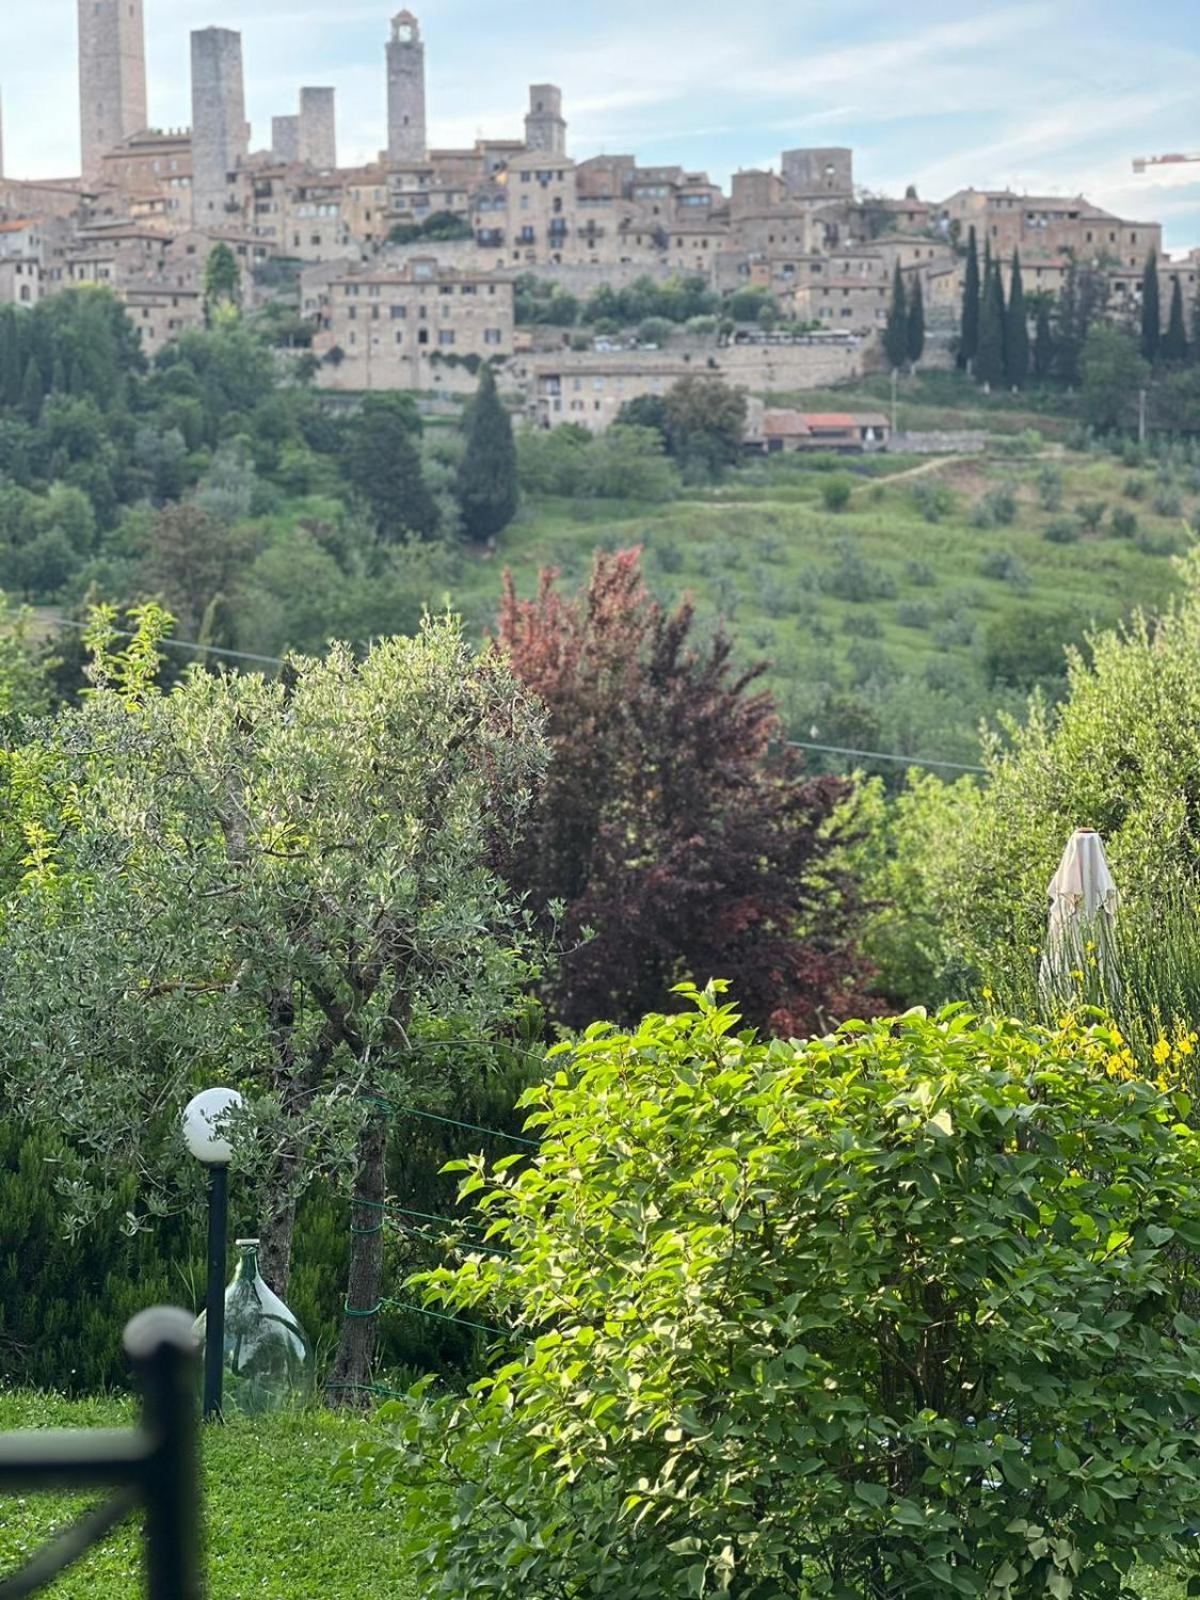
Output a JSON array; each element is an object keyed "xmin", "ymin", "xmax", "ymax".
[
  {"xmin": 387, "ymin": 12, "xmax": 427, "ymax": 163},
  {"xmin": 525, "ymin": 85, "xmax": 567, "ymax": 157}
]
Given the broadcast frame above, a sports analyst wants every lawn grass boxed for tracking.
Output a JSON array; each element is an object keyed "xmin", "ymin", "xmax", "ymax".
[{"xmin": 0, "ymin": 1392, "xmax": 412, "ymax": 1599}]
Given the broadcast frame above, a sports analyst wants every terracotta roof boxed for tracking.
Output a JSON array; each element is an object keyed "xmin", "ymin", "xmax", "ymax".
[
  {"xmin": 0, "ymin": 219, "xmax": 37, "ymax": 233},
  {"xmin": 763, "ymin": 409, "xmax": 811, "ymax": 438},
  {"xmin": 801, "ymin": 413, "xmax": 859, "ymax": 429}
]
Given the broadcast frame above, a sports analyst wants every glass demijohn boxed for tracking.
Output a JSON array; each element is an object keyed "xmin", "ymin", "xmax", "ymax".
[{"xmin": 193, "ymin": 1238, "xmax": 310, "ymax": 1414}]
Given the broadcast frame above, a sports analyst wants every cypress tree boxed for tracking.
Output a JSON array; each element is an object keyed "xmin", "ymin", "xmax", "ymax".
[
  {"xmin": 1141, "ymin": 250, "xmax": 1161, "ymax": 363},
  {"xmin": 457, "ymin": 364, "xmax": 519, "ymax": 543},
  {"xmin": 1034, "ymin": 303, "xmax": 1055, "ymax": 382},
  {"xmin": 1005, "ymin": 250, "xmax": 1030, "ymax": 388},
  {"xmin": 883, "ymin": 263, "xmax": 909, "ymax": 372},
  {"xmin": 906, "ymin": 274, "xmax": 926, "ymax": 368},
  {"xmin": 0, "ymin": 311, "xmax": 20, "ymax": 406},
  {"xmin": 975, "ymin": 263, "xmax": 1006, "ymax": 390},
  {"xmin": 20, "ymin": 357, "xmax": 43, "ymax": 423},
  {"xmin": 1162, "ymin": 275, "xmax": 1189, "ymax": 363},
  {"xmin": 958, "ymin": 225, "xmax": 981, "ymax": 371}
]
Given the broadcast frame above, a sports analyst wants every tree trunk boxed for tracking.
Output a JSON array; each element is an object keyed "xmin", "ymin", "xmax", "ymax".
[
  {"xmin": 258, "ymin": 1196, "xmax": 296, "ymax": 1300},
  {"xmin": 327, "ymin": 1113, "xmax": 388, "ymax": 1406}
]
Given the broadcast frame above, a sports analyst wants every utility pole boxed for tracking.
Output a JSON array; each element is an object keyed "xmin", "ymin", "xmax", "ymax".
[
  {"xmin": 1138, "ymin": 387, "xmax": 1147, "ymax": 447},
  {"xmin": 891, "ymin": 367, "xmax": 899, "ymax": 439}
]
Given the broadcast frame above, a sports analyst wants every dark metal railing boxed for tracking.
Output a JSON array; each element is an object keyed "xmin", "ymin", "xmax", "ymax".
[{"xmin": 0, "ymin": 1307, "xmax": 203, "ymax": 1600}]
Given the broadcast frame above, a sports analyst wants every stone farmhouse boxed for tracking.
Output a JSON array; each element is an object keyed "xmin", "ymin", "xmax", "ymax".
[{"xmin": 0, "ymin": 3, "xmax": 1182, "ymax": 421}]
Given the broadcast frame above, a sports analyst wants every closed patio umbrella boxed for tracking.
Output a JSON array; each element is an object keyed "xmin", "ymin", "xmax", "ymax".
[{"xmin": 1040, "ymin": 828, "xmax": 1119, "ymax": 1006}]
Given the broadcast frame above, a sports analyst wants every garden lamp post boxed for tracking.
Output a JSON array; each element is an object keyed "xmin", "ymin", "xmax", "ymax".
[{"xmin": 182, "ymin": 1088, "xmax": 245, "ymax": 1422}]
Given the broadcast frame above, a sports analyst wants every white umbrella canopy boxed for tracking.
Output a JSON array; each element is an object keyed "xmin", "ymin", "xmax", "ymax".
[{"xmin": 1040, "ymin": 828, "xmax": 1120, "ymax": 1006}]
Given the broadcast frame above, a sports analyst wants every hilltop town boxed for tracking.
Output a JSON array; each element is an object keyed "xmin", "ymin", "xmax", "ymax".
[{"xmin": 0, "ymin": 1, "xmax": 1195, "ymax": 427}]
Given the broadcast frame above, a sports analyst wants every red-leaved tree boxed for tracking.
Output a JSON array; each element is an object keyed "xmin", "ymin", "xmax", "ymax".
[{"xmin": 496, "ymin": 548, "xmax": 878, "ymax": 1036}]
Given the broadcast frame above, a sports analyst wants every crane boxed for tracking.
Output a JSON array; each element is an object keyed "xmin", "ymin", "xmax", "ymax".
[{"xmin": 1133, "ymin": 152, "xmax": 1200, "ymax": 174}]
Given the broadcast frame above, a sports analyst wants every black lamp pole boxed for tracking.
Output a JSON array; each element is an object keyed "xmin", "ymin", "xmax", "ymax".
[{"xmin": 202, "ymin": 1163, "xmax": 229, "ymax": 1422}]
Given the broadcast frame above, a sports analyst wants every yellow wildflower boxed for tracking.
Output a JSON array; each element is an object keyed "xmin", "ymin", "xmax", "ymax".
[{"xmin": 1153, "ymin": 1038, "xmax": 1172, "ymax": 1067}]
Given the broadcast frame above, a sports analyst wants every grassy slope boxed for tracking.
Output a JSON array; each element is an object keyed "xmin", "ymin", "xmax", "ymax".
[
  {"xmin": 0, "ymin": 1392, "xmax": 412, "ymax": 1599},
  {"xmin": 447, "ymin": 442, "xmax": 1192, "ymax": 762}
]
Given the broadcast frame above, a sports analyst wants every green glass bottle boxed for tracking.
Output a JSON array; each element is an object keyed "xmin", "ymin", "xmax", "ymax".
[{"xmin": 194, "ymin": 1238, "xmax": 310, "ymax": 1415}]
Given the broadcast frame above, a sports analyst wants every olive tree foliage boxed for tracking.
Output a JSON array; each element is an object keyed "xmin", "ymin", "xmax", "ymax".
[
  {"xmin": 341, "ymin": 991, "xmax": 1200, "ymax": 1599},
  {"xmin": 858, "ymin": 551, "xmax": 1200, "ymax": 1019},
  {"xmin": 0, "ymin": 605, "xmax": 547, "ymax": 1390}
]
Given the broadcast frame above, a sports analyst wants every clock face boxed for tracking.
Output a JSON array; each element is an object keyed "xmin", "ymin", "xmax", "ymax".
[{"xmin": 399, "ymin": 23, "xmax": 415, "ymax": 41}]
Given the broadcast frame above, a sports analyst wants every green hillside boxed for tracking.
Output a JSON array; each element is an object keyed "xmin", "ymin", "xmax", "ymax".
[{"xmin": 445, "ymin": 434, "xmax": 1194, "ymax": 768}]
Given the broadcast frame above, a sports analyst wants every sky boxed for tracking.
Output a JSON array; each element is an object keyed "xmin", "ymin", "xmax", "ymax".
[{"xmin": 3, "ymin": 0, "xmax": 1198, "ymax": 252}]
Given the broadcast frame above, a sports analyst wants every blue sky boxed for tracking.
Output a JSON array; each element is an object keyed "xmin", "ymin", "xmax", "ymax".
[{"xmin": 5, "ymin": 0, "xmax": 1198, "ymax": 251}]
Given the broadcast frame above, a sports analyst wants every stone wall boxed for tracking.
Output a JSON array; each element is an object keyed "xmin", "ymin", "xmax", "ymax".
[
  {"xmin": 889, "ymin": 430, "xmax": 987, "ymax": 455},
  {"xmin": 299, "ymin": 88, "xmax": 337, "ymax": 170},
  {"xmin": 190, "ymin": 29, "xmax": 249, "ymax": 226}
]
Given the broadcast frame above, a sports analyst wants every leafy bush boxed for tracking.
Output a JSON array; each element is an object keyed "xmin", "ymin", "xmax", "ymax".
[
  {"xmin": 1036, "ymin": 465, "xmax": 1064, "ymax": 511},
  {"xmin": 820, "ymin": 476, "xmax": 853, "ymax": 512},
  {"xmin": 911, "ymin": 481, "xmax": 954, "ymax": 523},
  {"xmin": 841, "ymin": 611, "xmax": 883, "ymax": 639},
  {"xmin": 896, "ymin": 600, "xmax": 933, "ymax": 629},
  {"xmin": 1076, "ymin": 500, "xmax": 1108, "ymax": 533},
  {"xmin": 980, "ymin": 549, "xmax": 1031, "ymax": 590},
  {"xmin": 825, "ymin": 541, "xmax": 897, "ymax": 602},
  {"xmin": 1044, "ymin": 517, "xmax": 1080, "ymax": 543},
  {"xmin": 1124, "ymin": 476, "xmax": 1147, "ymax": 501},
  {"xmin": 343, "ymin": 995, "xmax": 1200, "ymax": 1600},
  {"xmin": 904, "ymin": 558, "xmax": 937, "ymax": 587},
  {"xmin": 971, "ymin": 487, "xmax": 1018, "ymax": 529},
  {"xmin": 1110, "ymin": 507, "xmax": 1139, "ymax": 539},
  {"xmin": 1135, "ymin": 525, "xmax": 1184, "ymax": 557},
  {"xmin": 1153, "ymin": 487, "xmax": 1184, "ymax": 519}
]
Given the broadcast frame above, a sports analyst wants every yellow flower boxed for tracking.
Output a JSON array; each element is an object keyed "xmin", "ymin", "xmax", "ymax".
[
  {"xmin": 1153, "ymin": 1038, "xmax": 1172, "ymax": 1067},
  {"xmin": 1175, "ymin": 1036, "xmax": 1194, "ymax": 1059}
]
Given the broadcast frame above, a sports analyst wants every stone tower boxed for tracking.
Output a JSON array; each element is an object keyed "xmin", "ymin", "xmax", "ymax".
[
  {"xmin": 387, "ymin": 12, "xmax": 427, "ymax": 164},
  {"xmin": 525, "ymin": 85, "xmax": 567, "ymax": 157},
  {"xmin": 190, "ymin": 28, "xmax": 250, "ymax": 225},
  {"xmin": 299, "ymin": 87, "xmax": 337, "ymax": 169},
  {"xmin": 78, "ymin": 0, "xmax": 148, "ymax": 184},
  {"xmin": 272, "ymin": 115, "xmax": 300, "ymax": 165}
]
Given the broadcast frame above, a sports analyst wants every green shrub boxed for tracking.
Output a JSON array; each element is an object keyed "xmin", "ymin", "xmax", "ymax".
[
  {"xmin": 825, "ymin": 541, "xmax": 897, "ymax": 602},
  {"xmin": 971, "ymin": 486, "xmax": 1018, "ymax": 529},
  {"xmin": 821, "ymin": 476, "xmax": 853, "ymax": 512},
  {"xmin": 344, "ymin": 994, "xmax": 1200, "ymax": 1600},
  {"xmin": 1036, "ymin": 465, "xmax": 1064, "ymax": 511},
  {"xmin": 1077, "ymin": 499, "xmax": 1108, "ymax": 533},
  {"xmin": 980, "ymin": 549, "xmax": 1031, "ymax": 590},
  {"xmin": 904, "ymin": 558, "xmax": 937, "ymax": 587},
  {"xmin": 841, "ymin": 611, "xmax": 883, "ymax": 639},
  {"xmin": 1153, "ymin": 487, "xmax": 1184, "ymax": 518},
  {"xmin": 1124, "ymin": 476, "xmax": 1147, "ymax": 501},
  {"xmin": 896, "ymin": 600, "xmax": 933, "ymax": 629},
  {"xmin": 911, "ymin": 481, "xmax": 954, "ymax": 523},
  {"xmin": 1044, "ymin": 517, "xmax": 1081, "ymax": 543},
  {"xmin": 1110, "ymin": 507, "xmax": 1139, "ymax": 539}
]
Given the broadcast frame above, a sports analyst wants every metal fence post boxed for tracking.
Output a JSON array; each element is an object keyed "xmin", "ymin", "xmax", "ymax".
[{"xmin": 124, "ymin": 1308, "xmax": 203, "ymax": 1600}]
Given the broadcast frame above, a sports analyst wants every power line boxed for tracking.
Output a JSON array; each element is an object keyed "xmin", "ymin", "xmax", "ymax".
[
  {"xmin": 46, "ymin": 622, "xmax": 989, "ymax": 776},
  {"xmin": 785, "ymin": 739, "xmax": 985, "ymax": 775}
]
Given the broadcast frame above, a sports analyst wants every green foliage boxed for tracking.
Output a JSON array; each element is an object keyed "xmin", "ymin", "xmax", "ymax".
[
  {"xmin": 582, "ymin": 275, "xmax": 719, "ymax": 329},
  {"xmin": 1077, "ymin": 499, "xmax": 1108, "ymax": 533},
  {"xmin": 907, "ymin": 274, "xmax": 926, "ymax": 367},
  {"xmin": 389, "ymin": 211, "xmax": 474, "ymax": 246},
  {"xmin": 1044, "ymin": 516, "xmax": 1081, "ymax": 544},
  {"xmin": 1082, "ymin": 326, "xmax": 1150, "ymax": 433},
  {"xmin": 343, "ymin": 394, "xmax": 439, "ymax": 540},
  {"xmin": 1162, "ymin": 277, "xmax": 1190, "ymax": 364},
  {"xmin": 884, "ymin": 263, "xmax": 909, "ymax": 372},
  {"xmin": 661, "ymin": 375, "xmax": 748, "ymax": 479},
  {"xmin": 1141, "ymin": 252, "xmax": 1161, "ymax": 363},
  {"xmin": 203, "ymin": 243, "xmax": 242, "ymax": 326},
  {"xmin": 958, "ymin": 226, "xmax": 980, "ymax": 372},
  {"xmin": 820, "ymin": 475, "xmax": 852, "ymax": 511},
  {"xmin": 912, "ymin": 480, "xmax": 954, "ymax": 522},
  {"xmin": 1111, "ymin": 508, "xmax": 1139, "ymax": 539},
  {"xmin": 971, "ymin": 486, "xmax": 1018, "ymax": 528},
  {"xmin": 343, "ymin": 994, "xmax": 1200, "ymax": 1600},
  {"xmin": 1006, "ymin": 250, "xmax": 1030, "ymax": 388},
  {"xmin": 457, "ymin": 367, "xmax": 519, "ymax": 543},
  {"xmin": 975, "ymin": 262, "xmax": 1007, "ymax": 390}
]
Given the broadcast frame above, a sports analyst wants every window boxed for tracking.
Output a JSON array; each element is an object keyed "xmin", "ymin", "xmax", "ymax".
[
  {"xmin": 439, "ymin": 329, "xmax": 456, "ymax": 347},
  {"xmin": 485, "ymin": 329, "xmax": 503, "ymax": 346}
]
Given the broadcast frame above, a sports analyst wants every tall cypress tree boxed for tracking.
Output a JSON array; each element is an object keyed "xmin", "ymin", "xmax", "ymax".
[
  {"xmin": 975, "ymin": 263, "xmax": 1006, "ymax": 390},
  {"xmin": 1141, "ymin": 250, "xmax": 1161, "ymax": 363},
  {"xmin": 907, "ymin": 274, "xmax": 926, "ymax": 368},
  {"xmin": 20, "ymin": 357, "xmax": 43, "ymax": 423},
  {"xmin": 457, "ymin": 364, "xmax": 519, "ymax": 543},
  {"xmin": 958, "ymin": 226, "xmax": 981, "ymax": 372},
  {"xmin": 1162, "ymin": 275, "xmax": 1189, "ymax": 363},
  {"xmin": 1034, "ymin": 303, "xmax": 1055, "ymax": 382},
  {"xmin": 1005, "ymin": 250, "xmax": 1030, "ymax": 389},
  {"xmin": 883, "ymin": 263, "xmax": 909, "ymax": 372}
]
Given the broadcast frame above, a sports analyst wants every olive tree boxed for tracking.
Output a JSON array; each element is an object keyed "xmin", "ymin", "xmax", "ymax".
[
  {"xmin": 342, "ymin": 991, "xmax": 1200, "ymax": 1598},
  {"xmin": 0, "ymin": 606, "xmax": 546, "ymax": 1394}
]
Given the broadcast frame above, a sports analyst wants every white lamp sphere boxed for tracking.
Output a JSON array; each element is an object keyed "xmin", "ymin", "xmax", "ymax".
[{"xmin": 182, "ymin": 1088, "xmax": 246, "ymax": 1166}]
